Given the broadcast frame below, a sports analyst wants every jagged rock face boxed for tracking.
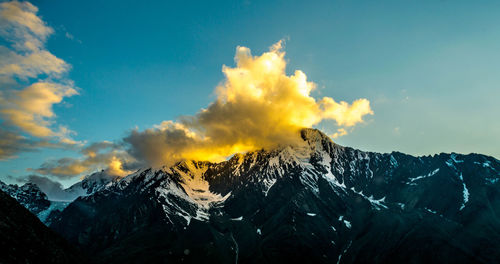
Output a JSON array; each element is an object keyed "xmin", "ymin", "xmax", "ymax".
[
  {"xmin": 65, "ymin": 170, "xmax": 120, "ymax": 199},
  {"xmin": 0, "ymin": 181, "xmax": 51, "ymax": 215},
  {"xmin": 50, "ymin": 129, "xmax": 500, "ymax": 263},
  {"xmin": 0, "ymin": 190, "xmax": 84, "ymax": 263}
]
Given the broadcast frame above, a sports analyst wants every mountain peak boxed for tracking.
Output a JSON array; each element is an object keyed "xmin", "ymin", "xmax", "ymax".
[{"xmin": 300, "ymin": 128, "xmax": 333, "ymax": 144}]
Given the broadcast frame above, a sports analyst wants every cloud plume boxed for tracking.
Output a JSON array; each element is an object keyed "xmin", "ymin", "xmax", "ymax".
[
  {"xmin": 125, "ymin": 41, "xmax": 373, "ymax": 167},
  {"xmin": 30, "ymin": 41, "xmax": 373, "ymax": 178}
]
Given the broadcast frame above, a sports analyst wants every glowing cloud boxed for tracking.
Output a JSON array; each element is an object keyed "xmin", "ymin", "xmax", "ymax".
[
  {"xmin": 0, "ymin": 1, "xmax": 79, "ymax": 159},
  {"xmin": 0, "ymin": 82, "xmax": 78, "ymax": 140},
  {"xmin": 125, "ymin": 41, "xmax": 373, "ymax": 167},
  {"xmin": 32, "ymin": 141, "xmax": 134, "ymax": 179},
  {"xmin": 31, "ymin": 41, "xmax": 374, "ymax": 177},
  {"xmin": 330, "ymin": 128, "xmax": 348, "ymax": 139}
]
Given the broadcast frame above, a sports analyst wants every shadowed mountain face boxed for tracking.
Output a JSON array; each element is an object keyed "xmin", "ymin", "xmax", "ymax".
[
  {"xmin": 50, "ymin": 129, "xmax": 500, "ymax": 263},
  {"xmin": 0, "ymin": 181, "xmax": 51, "ymax": 215},
  {"xmin": 0, "ymin": 190, "xmax": 84, "ymax": 264},
  {"xmin": 0, "ymin": 171, "xmax": 118, "ymax": 225}
]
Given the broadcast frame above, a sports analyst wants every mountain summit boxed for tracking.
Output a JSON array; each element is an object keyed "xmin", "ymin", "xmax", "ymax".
[{"xmin": 50, "ymin": 129, "xmax": 500, "ymax": 263}]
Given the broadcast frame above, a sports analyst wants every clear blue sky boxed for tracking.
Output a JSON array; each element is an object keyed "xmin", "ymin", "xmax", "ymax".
[{"xmin": 1, "ymin": 0, "xmax": 499, "ymax": 186}]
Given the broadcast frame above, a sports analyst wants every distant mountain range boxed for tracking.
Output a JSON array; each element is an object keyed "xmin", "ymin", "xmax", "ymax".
[
  {"xmin": 2, "ymin": 129, "xmax": 500, "ymax": 263},
  {"xmin": 0, "ymin": 181, "xmax": 51, "ymax": 215},
  {"xmin": 0, "ymin": 170, "xmax": 118, "ymax": 225}
]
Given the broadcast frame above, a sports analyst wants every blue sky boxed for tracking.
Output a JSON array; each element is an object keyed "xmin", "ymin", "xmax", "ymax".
[{"xmin": 1, "ymin": 0, "xmax": 499, "ymax": 186}]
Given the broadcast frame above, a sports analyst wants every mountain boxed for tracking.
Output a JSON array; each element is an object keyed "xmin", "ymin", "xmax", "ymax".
[
  {"xmin": 0, "ymin": 189, "xmax": 84, "ymax": 263},
  {"xmin": 50, "ymin": 128, "xmax": 500, "ymax": 263},
  {"xmin": 41, "ymin": 171, "xmax": 119, "ymax": 225},
  {"xmin": 0, "ymin": 171, "xmax": 117, "ymax": 225},
  {"xmin": 65, "ymin": 170, "xmax": 120, "ymax": 199},
  {"xmin": 0, "ymin": 181, "xmax": 51, "ymax": 215}
]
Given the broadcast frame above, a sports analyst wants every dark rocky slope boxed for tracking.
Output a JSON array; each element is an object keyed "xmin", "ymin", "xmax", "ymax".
[{"xmin": 0, "ymin": 190, "xmax": 84, "ymax": 263}]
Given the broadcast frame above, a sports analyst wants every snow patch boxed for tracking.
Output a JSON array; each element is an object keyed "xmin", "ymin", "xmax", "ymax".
[
  {"xmin": 450, "ymin": 154, "xmax": 464, "ymax": 163},
  {"xmin": 458, "ymin": 173, "xmax": 470, "ymax": 211},
  {"xmin": 37, "ymin": 201, "xmax": 70, "ymax": 223},
  {"xmin": 175, "ymin": 162, "xmax": 231, "ymax": 220},
  {"xmin": 338, "ymin": 215, "xmax": 351, "ymax": 228},
  {"xmin": 350, "ymin": 187, "xmax": 388, "ymax": 210},
  {"xmin": 390, "ymin": 155, "xmax": 398, "ymax": 168},
  {"xmin": 263, "ymin": 178, "xmax": 277, "ymax": 196},
  {"xmin": 155, "ymin": 162, "xmax": 231, "ymax": 225},
  {"xmin": 319, "ymin": 151, "xmax": 346, "ymax": 189},
  {"xmin": 424, "ymin": 207, "xmax": 438, "ymax": 214},
  {"xmin": 408, "ymin": 168, "xmax": 440, "ymax": 183}
]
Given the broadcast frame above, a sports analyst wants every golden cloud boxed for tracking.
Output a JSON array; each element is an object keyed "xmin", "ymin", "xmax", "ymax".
[
  {"xmin": 0, "ymin": 82, "xmax": 78, "ymax": 139},
  {"xmin": 0, "ymin": 1, "xmax": 53, "ymax": 51},
  {"xmin": 32, "ymin": 141, "xmax": 134, "ymax": 179},
  {"xmin": 125, "ymin": 41, "xmax": 373, "ymax": 167},
  {"xmin": 330, "ymin": 128, "xmax": 348, "ymax": 139},
  {"xmin": 0, "ymin": 1, "xmax": 80, "ymax": 160},
  {"xmin": 32, "ymin": 41, "xmax": 373, "ymax": 177}
]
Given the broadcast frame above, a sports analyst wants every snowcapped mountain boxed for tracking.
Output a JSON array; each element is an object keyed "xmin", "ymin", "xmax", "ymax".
[
  {"xmin": 0, "ymin": 170, "xmax": 118, "ymax": 225},
  {"xmin": 50, "ymin": 129, "xmax": 500, "ymax": 263},
  {"xmin": 40, "ymin": 171, "xmax": 119, "ymax": 225},
  {"xmin": 64, "ymin": 170, "xmax": 120, "ymax": 200},
  {"xmin": 0, "ymin": 181, "xmax": 51, "ymax": 215}
]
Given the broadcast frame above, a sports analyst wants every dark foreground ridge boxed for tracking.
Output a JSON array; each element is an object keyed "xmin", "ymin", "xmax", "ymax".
[
  {"xmin": 0, "ymin": 190, "xmax": 84, "ymax": 263},
  {"xmin": 31, "ymin": 129, "xmax": 500, "ymax": 263}
]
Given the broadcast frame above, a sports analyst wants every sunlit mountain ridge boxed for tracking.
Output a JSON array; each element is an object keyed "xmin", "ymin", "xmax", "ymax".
[{"xmin": 41, "ymin": 128, "xmax": 500, "ymax": 263}]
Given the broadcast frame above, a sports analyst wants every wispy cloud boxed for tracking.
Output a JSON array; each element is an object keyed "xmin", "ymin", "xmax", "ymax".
[{"xmin": 0, "ymin": 1, "xmax": 80, "ymax": 160}]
